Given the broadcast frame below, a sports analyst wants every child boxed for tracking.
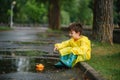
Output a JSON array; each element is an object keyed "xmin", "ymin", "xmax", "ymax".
[{"xmin": 54, "ymin": 22, "xmax": 91, "ymax": 68}]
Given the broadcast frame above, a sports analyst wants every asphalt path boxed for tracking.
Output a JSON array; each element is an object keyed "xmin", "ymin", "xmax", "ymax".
[{"xmin": 0, "ymin": 27, "xmax": 56, "ymax": 53}]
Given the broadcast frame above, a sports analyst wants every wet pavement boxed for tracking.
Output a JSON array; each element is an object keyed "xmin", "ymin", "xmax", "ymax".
[
  {"xmin": 0, "ymin": 56, "xmax": 83, "ymax": 80},
  {"xmin": 0, "ymin": 27, "xmax": 59, "ymax": 52},
  {"xmin": 0, "ymin": 27, "xmax": 85, "ymax": 80}
]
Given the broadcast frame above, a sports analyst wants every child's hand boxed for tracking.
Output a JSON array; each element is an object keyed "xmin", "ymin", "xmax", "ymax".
[{"xmin": 54, "ymin": 47, "xmax": 58, "ymax": 52}]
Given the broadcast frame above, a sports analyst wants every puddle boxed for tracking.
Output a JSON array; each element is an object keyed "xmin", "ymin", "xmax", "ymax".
[
  {"xmin": 0, "ymin": 51, "xmax": 55, "ymax": 74},
  {"xmin": 0, "ymin": 51, "xmax": 84, "ymax": 80},
  {"xmin": 0, "ymin": 56, "xmax": 58, "ymax": 74},
  {"xmin": 0, "ymin": 56, "xmax": 83, "ymax": 80}
]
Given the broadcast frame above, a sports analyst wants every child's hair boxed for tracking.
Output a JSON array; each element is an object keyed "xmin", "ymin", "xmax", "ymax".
[{"xmin": 68, "ymin": 22, "xmax": 83, "ymax": 34}]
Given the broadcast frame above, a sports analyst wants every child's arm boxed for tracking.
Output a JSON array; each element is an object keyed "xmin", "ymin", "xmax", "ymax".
[{"xmin": 54, "ymin": 39, "xmax": 71, "ymax": 50}]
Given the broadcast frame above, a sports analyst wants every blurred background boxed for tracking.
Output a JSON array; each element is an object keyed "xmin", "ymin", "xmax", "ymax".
[{"xmin": 0, "ymin": 0, "xmax": 119, "ymax": 28}]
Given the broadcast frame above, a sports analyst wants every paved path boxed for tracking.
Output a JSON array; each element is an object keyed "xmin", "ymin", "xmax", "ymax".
[
  {"xmin": 0, "ymin": 27, "xmax": 84, "ymax": 80},
  {"xmin": 0, "ymin": 27, "xmax": 61, "ymax": 53}
]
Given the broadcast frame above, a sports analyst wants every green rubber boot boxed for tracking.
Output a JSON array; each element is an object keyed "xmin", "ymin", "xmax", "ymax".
[
  {"xmin": 60, "ymin": 53, "xmax": 77, "ymax": 68},
  {"xmin": 54, "ymin": 54, "xmax": 69, "ymax": 67}
]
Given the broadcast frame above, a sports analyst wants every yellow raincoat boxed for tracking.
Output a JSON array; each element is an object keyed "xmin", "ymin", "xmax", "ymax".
[{"xmin": 55, "ymin": 35, "xmax": 91, "ymax": 67}]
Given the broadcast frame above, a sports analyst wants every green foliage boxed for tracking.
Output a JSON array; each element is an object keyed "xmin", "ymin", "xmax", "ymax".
[
  {"xmin": 114, "ymin": 0, "xmax": 120, "ymax": 25},
  {"xmin": 61, "ymin": 10, "xmax": 70, "ymax": 25},
  {"xmin": 0, "ymin": 0, "xmax": 12, "ymax": 23},
  {"xmin": 8, "ymin": 51, "xmax": 47, "ymax": 56},
  {"xmin": 15, "ymin": 0, "xmax": 48, "ymax": 23},
  {"xmin": 0, "ymin": 0, "xmax": 93, "ymax": 25},
  {"xmin": 1, "ymin": 0, "xmax": 119, "ymax": 26},
  {"xmin": 61, "ymin": 0, "xmax": 93, "ymax": 25},
  {"xmin": 77, "ymin": 0, "xmax": 93, "ymax": 25},
  {"xmin": 61, "ymin": 0, "xmax": 79, "ymax": 23},
  {"xmin": 0, "ymin": 26, "xmax": 12, "ymax": 30}
]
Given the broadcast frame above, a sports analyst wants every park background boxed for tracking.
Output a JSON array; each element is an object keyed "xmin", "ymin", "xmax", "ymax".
[{"xmin": 0, "ymin": 0, "xmax": 120, "ymax": 80}]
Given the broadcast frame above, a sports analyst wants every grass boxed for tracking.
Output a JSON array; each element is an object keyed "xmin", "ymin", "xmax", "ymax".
[
  {"xmin": 87, "ymin": 41, "xmax": 120, "ymax": 80},
  {"xmin": 0, "ymin": 26, "xmax": 12, "ymax": 31},
  {"xmin": 16, "ymin": 51, "xmax": 47, "ymax": 56},
  {"xmin": 14, "ymin": 41, "xmax": 54, "ymax": 45}
]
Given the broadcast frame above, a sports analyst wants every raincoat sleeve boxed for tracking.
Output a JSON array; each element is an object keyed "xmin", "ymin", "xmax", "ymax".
[{"xmin": 55, "ymin": 39, "xmax": 71, "ymax": 50}]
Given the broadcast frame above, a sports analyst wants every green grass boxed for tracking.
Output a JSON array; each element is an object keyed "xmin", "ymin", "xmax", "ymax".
[
  {"xmin": 14, "ymin": 41, "xmax": 54, "ymax": 45},
  {"xmin": 87, "ymin": 41, "xmax": 120, "ymax": 80},
  {"xmin": 16, "ymin": 51, "xmax": 47, "ymax": 56},
  {"xmin": 0, "ymin": 26, "xmax": 12, "ymax": 31}
]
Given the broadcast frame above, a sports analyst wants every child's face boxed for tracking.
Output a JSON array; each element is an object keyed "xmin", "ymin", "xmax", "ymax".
[{"xmin": 69, "ymin": 30, "xmax": 80, "ymax": 39}]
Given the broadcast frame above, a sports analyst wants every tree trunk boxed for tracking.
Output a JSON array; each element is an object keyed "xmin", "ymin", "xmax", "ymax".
[
  {"xmin": 48, "ymin": 0, "xmax": 60, "ymax": 30},
  {"xmin": 92, "ymin": 0, "xmax": 114, "ymax": 44}
]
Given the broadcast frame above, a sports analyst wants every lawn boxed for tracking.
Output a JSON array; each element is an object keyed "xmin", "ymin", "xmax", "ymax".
[{"xmin": 87, "ymin": 41, "xmax": 120, "ymax": 80}]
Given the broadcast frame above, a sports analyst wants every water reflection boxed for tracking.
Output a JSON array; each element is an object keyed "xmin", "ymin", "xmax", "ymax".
[
  {"xmin": 0, "ymin": 56, "xmax": 84, "ymax": 80},
  {"xmin": 16, "ymin": 57, "xmax": 30, "ymax": 72},
  {"xmin": 0, "ymin": 56, "xmax": 57, "ymax": 74},
  {"xmin": 0, "ymin": 56, "xmax": 36, "ymax": 74},
  {"xmin": 0, "ymin": 58, "xmax": 16, "ymax": 74}
]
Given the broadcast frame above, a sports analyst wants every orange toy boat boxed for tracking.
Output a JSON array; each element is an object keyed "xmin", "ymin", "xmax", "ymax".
[{"xmin": 36, "ymin": 64, "xmax": 44, "ymax": 71}]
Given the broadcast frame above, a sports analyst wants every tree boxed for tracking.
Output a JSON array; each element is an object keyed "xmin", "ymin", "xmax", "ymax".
[
  {"xmin": 92, "ymin": 0, "xmax": 114, "ymax": 44},
  {"xmin": 114, "ymin": 0, "xmax": 120, "ymax": 27},
  {"xmin": 48, "ymin": 0, "xmax": 60, "ymax": 29},
  {"xmin": 0, "ymin": 0, "xmax": 12, "ymax": 24}
]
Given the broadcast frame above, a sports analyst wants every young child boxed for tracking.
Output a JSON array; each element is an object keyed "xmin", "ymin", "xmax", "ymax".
[{"xmin": 54, "ymin": 22, "xmax": 91, "ymax": 68}]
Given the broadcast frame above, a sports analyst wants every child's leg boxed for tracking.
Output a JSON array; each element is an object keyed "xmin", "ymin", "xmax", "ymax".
[
  {"xmin": 60, "ymin": 53, "xmax": 77, "ymax": 68},
  {"xmin": 59, "ymin": 47, "xmax": 72, "ymax": 56},
  {"xmin": 54, "ymin": 47, "xmax": 72, "ymax": 67},
  {"xmin": 54, "ymin": 54, "xmax": 69, "ymax": 67}
]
